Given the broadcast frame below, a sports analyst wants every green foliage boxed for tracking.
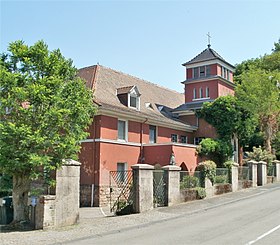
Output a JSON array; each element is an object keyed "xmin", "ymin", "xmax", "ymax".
[
  {"xmin": 246, "ymin": 146, "xmax": 275, "ymax": 164},
  {"xmin": 272, "ymin": 38, "xmax": 280, "ymax": 53},
  {"xmin": 0, "ymin": 40, "xmax": 96, "ymax": 191},
  {"xmin": 214, "ymin": 175, "xmax": 228, "ymax": 184},
  {"xmin": 197, "ymin": 160, "xmax": 217, "ymax": 184},
  {"xmin": 180, "ymin": 175, "xmax": 200, "ymax": 189},
  {"xmin": 223, "ymin": 160, "xmax": 235, "ymax": 169},
  {"xmin": 197, "ymin": 138, "xmax": 233, "ymax": 167},
  {"xmin": 195, "ymin": 187, "xmax": 206, "ymax": 199},
  {"xmin": 0, "ymin": 174, "xmax": 13, "ymax": 197},
  {"xmin": 235, "ymin": 42, "xmax": 280, "ymax": 153},
  {"xmin": 198, "ymin": 95, "xmax": 257, "ymax": 147},
  {"xmin": 272, "ymin": 131, "xmax": 280, "ymax": 160}
]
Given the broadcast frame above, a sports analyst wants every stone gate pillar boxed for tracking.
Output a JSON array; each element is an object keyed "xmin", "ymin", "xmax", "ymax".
[
  {"xmin": 131, "ymin": 164, "xmax": 154, "ymax": 213},
  {"xmin": 248, "ymin": 160, "xmax": 258, "ymax": 187},
  {"xmin": 273, "ymin": 160, "xmax": 280, "ymax": 182},
  {"xmin": 162, "ymin": 165, "xmax": 181, "ymax": 206},
  {"xmin": 257, "ymin": 161, "xmax": 267, "ymax": 186},
  {"xmin": 231, "ymin": 162, "xmax": 239, "ymax": 192}
]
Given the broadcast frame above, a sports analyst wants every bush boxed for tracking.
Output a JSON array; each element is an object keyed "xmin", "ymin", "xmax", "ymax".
[
  {"xmin": 195, "ymin": 187, "xmax": 206, "ymax": 199},
  {"xmin": 215, "ymin": 175, "xmax": 228, "ymax": 184},
  {"xmin": 197, "ymin": 160, "xmax": 217, "ymax": 184},
  {"xmin": 180, "ymin": 175, "xmax": 199, "ymax": 189},
  {"xmin": 246, "ymin": 146, "xmax": 275, "ymax": 163}
]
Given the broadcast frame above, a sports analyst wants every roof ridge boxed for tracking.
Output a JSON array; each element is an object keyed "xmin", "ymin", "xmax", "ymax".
[{"xmin": 97, "ymin": 64, "xmax": 183, "ymax": 94}]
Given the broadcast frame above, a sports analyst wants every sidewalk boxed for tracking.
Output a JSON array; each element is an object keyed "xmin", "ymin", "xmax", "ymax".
[{"xmin": 1, "ymin": 183, "xmax": 280, "ymax": 245}]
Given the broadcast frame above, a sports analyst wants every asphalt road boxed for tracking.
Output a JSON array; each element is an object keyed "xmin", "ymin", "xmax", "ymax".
[{"xmin": 68, "ymin": 184, "xmax": 280, "ymax": 245}]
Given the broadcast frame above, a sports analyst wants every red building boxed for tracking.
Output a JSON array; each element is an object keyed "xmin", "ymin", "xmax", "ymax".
[{"xmin": 78, "ymin": 45, "xmax": 235, "ymax": 206}]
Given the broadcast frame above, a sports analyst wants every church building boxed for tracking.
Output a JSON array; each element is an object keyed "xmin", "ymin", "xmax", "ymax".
[{"xmin": 78, "ymin": 45, "xmax": 235, "ymax": 206}]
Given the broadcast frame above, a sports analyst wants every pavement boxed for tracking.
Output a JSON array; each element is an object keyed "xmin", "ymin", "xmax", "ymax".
[{"xmin": 1, "ymin": 183, "xmax": 280, "ymax": 245}]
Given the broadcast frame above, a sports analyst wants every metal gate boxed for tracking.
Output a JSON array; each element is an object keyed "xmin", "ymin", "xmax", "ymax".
[
  {"xmin": 109, "ymin": 170, "xmax": 134, "ymax": 214},
  {"xmin": 153, "ymin": 170, "xmax": 167, "ymax": 207}
]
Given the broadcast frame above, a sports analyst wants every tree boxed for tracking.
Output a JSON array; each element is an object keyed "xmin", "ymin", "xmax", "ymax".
[
  {"xmin": 0, "ymin": 40, "xmax": 96, "ymax": 223},
  {"xmin": 198, "ymin": 95, "xmax": 256, "ymax": 163},
  {"xmin": 235, "ymin": 69, "xmax": 280, "ymax": 153}
]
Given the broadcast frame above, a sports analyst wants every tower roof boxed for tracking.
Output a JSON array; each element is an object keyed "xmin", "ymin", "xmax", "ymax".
[{"xmin": 182, "ymin": 46, "xmax": 235, "ymax": 69}]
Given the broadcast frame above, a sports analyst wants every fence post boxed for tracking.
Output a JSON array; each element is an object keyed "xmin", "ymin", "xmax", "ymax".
[
  {"xmin": 248, "ymin": 160, "xmax": 258, "ymax": 187},
  {"xmin": 131, "ymin": 164, "xmax": 154, "ymax": 213},
  {"xmin": 162, "ymin": 165, "xmax": 181, "ymax": 206},
  {"xmin": 273, "ymin": 160, "xmax": 280, "ymax": 182},
  {"xmin": 257, "ymin": 161, "xmax": 267, "ymax": 186},
  {"xmin": 204, "ymin": 177, "xmax": 214, "ymax": 197},
  {"xmin": 231, "ymin": 162, "xmax": 239, "ymax": 192}
]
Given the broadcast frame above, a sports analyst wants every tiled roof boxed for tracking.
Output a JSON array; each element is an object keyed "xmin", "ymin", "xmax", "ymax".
[
  {"xmin": 173, "ymin": 99, "xmax": 214, "ymax": 112},
  {"xmin": 78, "ymin": 65, "xmax": 196, "ymax": 131},
  {"xmin": 116, "ymin": 85, "xmax": 134, "ymax": 95},
  {"xmin": 182, "ymin": 46, "xmax": 235, "ymax": 68}
]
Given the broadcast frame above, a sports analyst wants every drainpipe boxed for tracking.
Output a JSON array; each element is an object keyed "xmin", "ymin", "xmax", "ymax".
[{"xmin": 140, "ymin": 118, "xmax": 148, "ymax": 164}]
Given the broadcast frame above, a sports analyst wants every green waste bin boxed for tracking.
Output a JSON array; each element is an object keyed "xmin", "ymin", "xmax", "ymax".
[{"xmin": 0, "ymin": 196, "xmax": 13, "ymax": 224}]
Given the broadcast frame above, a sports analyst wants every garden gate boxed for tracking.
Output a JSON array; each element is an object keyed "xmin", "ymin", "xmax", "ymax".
[
  {"xmin": 153, "ymin": 170, "xmax": 167, "ymax": 207},
  {"xmin": 109, "ymin": 170, "xmax": 134, "ymax": 214}
]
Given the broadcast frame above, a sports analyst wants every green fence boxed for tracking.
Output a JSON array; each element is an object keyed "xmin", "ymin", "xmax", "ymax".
[
  {"xmin": 238, "ymin": 166, "xmax": 249, "ymax": 180},
  {"xmin": 214, "ymin": 168, "xmax": 230, "ymax": 184},
  {"xmin": 180, "ymin": 171, "xmax": 203, "ymax": 189},
  {"xmin": 267, "ymin": 164, "xmax": 276, "ymax": 177}
]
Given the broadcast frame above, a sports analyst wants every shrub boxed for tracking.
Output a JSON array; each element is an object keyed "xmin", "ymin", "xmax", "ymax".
[
  {"xmin": 215, "ymin": 175, "xmax": 228, "ymax": 184},
  {"xmin": 246, "ymin": 146, "xmax": 275, "ymax": 163},
  {"xmin": 180, "ymin": 175, "xmax": 199, "ymax": 189},
  {"xmin": 197, "ymin": 160, "xmax": 217, "ymax": 184},
  {"xmin": 195, "ymin": 187, "xmax": 206, "ymax": 199}
]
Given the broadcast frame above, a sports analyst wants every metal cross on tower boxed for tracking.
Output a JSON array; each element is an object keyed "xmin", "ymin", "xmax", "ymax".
[{"xmin": 207, "ymin": 32, "xmax": 211, "ymax": 48}]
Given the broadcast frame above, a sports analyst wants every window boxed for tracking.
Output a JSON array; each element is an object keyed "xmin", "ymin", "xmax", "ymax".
[
  {"xmin": 199, "ymin": 66, "xmax": 205, "ymax": 77},
  {"xmin": 227, "ymin": 70, "xmax": 230, "ymax": 80},
  {"xmin": 129, "ymin": 94, "xmax": 140, "ymax": 110},
  {"xmin": 117, "ymin": 162, "xmax": 127, "ymax": 182},
  {"xmin": 193, "ymin": 67, "xmax": 199, "ymax": 78},
  {"xmin": 171, "ymin": 134, "xmax": 178, "ymax": 143},
  {"xmin": 199, "ymin": 87, "xmax": 203, "ymax": 98},
  {"xmin": 180, "ymin": 135, "xmax": 187, "ymax": 144},
  {"xmin": 194, "ymin": 137, "xmax": 205, "ymax": 145},
  {"xmin": 193, "ymin": 88, "xmax": 197, "ymax": 99},
  {"xmin": 206, "ymin": 65, "xmax": 211, "ymax": 76},
  {"xmin": 206, "ymin": 87, "xmax": 209, "ymax": 98},
  {"xmin": 118, "ymin": 120, "xmax": 127, "ymax": 141},
  {"xmin": 149, "ymin": 125, "xmax": 157, "ymax": 143}
]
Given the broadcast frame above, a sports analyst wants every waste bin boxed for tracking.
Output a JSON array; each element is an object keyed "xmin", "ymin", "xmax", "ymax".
[{"xmin": 0, "ymin": 196, "xmax": 13, "ymax": 224}]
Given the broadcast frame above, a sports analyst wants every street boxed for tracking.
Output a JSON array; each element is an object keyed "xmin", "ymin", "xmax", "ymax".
[{"xmin": 67, "ymin": 184, "xmax": 280, "ymax": 245}]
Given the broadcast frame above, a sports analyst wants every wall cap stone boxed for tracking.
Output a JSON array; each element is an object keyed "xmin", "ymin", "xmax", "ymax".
[
  {"xmin": 131, "ymin": 164, "xmax": 154, "ymax": 170},
  {"xmin": 231, "ymin": 162, "xmax": 239, "ymax": 167},
  {"xmin": 273, "ymin": 160, "xmax": 280, "ymax": 164},
  {"xmin": 258, "ymin": 161, "xmax": 267, "ymax": 165},
  {"xmin": 62, "ymin": 159, "xmax": 81, "ymax": 166},
  {"xmin": 247, "ymin": 160, "xmax": 258, "ymax": 165},
  {"xmin": 162, "ymin": 165, "xmax": 181, "ymax": 171}
]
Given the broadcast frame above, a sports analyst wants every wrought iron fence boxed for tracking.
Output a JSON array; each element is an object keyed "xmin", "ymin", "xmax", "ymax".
[
  {"xmin": 109, "ymin": 170, "xmax": 134, "ymax": 214},
  {"xmin": 180, "ymin": 171, "xmax": 203, "ymax": 189},
  {"xmin": 153, "ymin": 170, "xmax": 166, "ymax": 207},
  {"xmin": 267, "ymin": 164, "xmax": 276, "ymax": 177},
  {"xmin": 238, "ymin": 166, "xmax": 249, "ymax": 180},
  {"xmin": 214, "ymin": 168, "xmax": 230, "ymax": 184}
]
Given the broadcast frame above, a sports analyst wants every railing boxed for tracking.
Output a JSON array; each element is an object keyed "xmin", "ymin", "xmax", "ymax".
[
  {"xmin": 214, "ymin": 168, "xmax": 230, "ymax": 184},
  {"xmin": 180, "ymin": 171, "xmax": 203, "ymax": 189},
  {"xmin": 267, "ymin": 164, "xmax": 276, "ymax": 177},
  {"xmin": 238, "ymin": 166, "xmax": 249, "ymax": 180}
]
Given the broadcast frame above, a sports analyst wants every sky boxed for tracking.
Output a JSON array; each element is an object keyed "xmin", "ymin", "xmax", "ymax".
[{"xmin": 1, "ymin": 0, "xmax": 280, "ymax": 92}]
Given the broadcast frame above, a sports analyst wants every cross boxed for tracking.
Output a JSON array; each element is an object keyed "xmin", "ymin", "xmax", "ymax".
[{"xmin": 207, "ymin": 32, "xmax": 211, "ymax": 47}]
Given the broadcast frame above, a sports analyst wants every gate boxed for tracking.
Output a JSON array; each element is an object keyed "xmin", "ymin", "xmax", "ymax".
[
  {"xmin": 109, "ymin": 170, "xmax": 134, "ymax": 214},
  {"xmin": 153, "ymin": 170, "xmax": 167, "ymax": 207}
]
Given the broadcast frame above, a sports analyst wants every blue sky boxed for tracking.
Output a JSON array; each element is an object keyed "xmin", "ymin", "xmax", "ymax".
[{"xmin": 1, "ymin": 0, "xmax": 279, "ymax": 92}]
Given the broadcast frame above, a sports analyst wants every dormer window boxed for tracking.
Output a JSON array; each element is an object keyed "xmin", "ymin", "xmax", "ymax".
[{"xmin": 117, "ymin": 85, "xmax": 141, "ymax": 110}]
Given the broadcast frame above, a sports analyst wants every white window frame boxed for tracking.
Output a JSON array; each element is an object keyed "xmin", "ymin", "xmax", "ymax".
[
  {"xmin": 199, "ymin": 87, "xmax": 203, "ymax": 98},
  {"xmin": 149, "ymin": 125, "xmax": 157, "ymax": 143},
  {"xmin": 128, "ymin": 88, "xmax": 140, "ymax": 110},
  {"xmin": 171, "ymin": 134, "xmax": 178, "ymax": 143},
  {"xmin": 117, "ymin": 119, "xmax": 128, "ymax": 142},
  {"xmin": 206, "ymin": 87, "xmax": 209, "ymax": 98},
  {"xmin": 193, "ymin": 88, "xmax": 197, "ymax": 99},
  {"xmin": 180, "ymin": 135, "xmax": 187, "ymax": 144},
  {"xmin": 117, "ymin": 162, "xmax": 128, "ymax": 182}
]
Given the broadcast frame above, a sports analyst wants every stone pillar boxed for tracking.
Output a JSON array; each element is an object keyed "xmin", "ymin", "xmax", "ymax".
[
  {"xmin": 162, "ymin": 165, "xmax": 181, "ymax": 206},
  {"xmin": 257, "ymin": 161, "xmax": 267, "ymax": 186},
  {"xmin": 204, "ymin": 178, "xmax": 214, "ymax": 198},
  {"xmin": 231, "ymin": 162, "xmax": 239, "ymax": 192},
  {"xmin": 248, "ymin": 160, "xmax": 258, "ymax": 187},
  {"xmin": 55, "ymin": 159, "xmax": 81, "ymax": 227},
  {"xmin": 131, "ymin": 164, "xmax": 154, "ymax": 213},
  {"xmin": 273, "ymin": 160, "xmax": 280, "ymax": 182}
]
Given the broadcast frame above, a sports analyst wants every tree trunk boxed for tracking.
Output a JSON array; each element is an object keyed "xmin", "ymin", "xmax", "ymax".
[{"xmin": 12, "ymin": 174, "xmax": 31, "ymax": 223}]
